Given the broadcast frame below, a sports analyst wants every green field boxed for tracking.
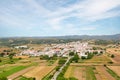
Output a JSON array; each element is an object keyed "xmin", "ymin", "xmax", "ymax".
[{"xmin": 86, "ymin": 66, "xmax": 96, "ymax": 80}]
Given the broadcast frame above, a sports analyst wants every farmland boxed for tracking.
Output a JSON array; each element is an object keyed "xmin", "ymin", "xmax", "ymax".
[
  {"xmin": 64, "ymin": 66, "xmax": 86, "ymax": 80},
  {"xmin": 107, "ymin": 66, "xmax": 120, "ymax": 76},
  {"xmin": 0, "ymin": 39, "xmax": 120, "ymax": 80},
  {"xmin": 23, "ymin": 66, "xmax": 55, "ymax": 80}
]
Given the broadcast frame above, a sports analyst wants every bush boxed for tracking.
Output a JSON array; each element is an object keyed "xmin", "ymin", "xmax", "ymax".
[
  {"xmin": 56, "ymin": 66, "xmax": 60, "ymax": 71},
  {"xmin": 0, "ymin": 76, "xmax": 7, "ymax": 80},
  {"xmin": 111, "ymin": 54, "xmax": 115, "ymax": 58},
  {"xmin": 69, "ymin": 52, "xmax": 74, "ymax": 56},
  {"xmin": 69, "ymin": 77, "xmax": 78, "ymax": 80},
  {"xmin": 71, "ymin": 54, "xmax": 79, "ymax": 63},
  {"xmin": 81, "ymin": 56, "xmax": 86, "ymax": 59},
  {"xmin": 0, "ymin": 59, "xmax": 2, "ymax": 62},
  {"xmin": 87, "ymin": 53, "xmax": 94, "ymax": 59},
  {"xmin": 108, "ymin": 61, "xmax": 113, "ymax": 64},
  {"xmin": 58, "ymin": 59, "xmax": 66, "ymax": 65}
]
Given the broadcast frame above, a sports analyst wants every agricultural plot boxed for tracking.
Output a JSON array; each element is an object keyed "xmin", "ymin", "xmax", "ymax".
[
  {"xmin": 86, "ymin": 66, "xmax": 96, "ymax": 80},
  {"xmin": 64, "ymin": 66, "xmax": 91, "ymax": 80},
  {"xmin": 106, "ymin": 48, "xmax": 120, "ymax": 55},
  {"xmin": 23, "ymin": 66, "xmax": 55, "ymax": 80},
  {"xmin": 107, "ymin": 66, "xmax": 120, "ymax": 76},
  {"xmin": 83, "ymin": 54, "xmax": 111, "ymax": 63},
  {"xmin": 106, "ymin": 48, "xmax": 120, "ymax": 63},
  {"xmin": 7, "ymin": 66, "xmax": 35, "ymax": 80},
  {"xmin": 0, "ymin": 65, "xmax": 29, "ymax": 77},
  {"xmin": 95, "ymin": 66, "xmax": 115, "ymax": 80}
]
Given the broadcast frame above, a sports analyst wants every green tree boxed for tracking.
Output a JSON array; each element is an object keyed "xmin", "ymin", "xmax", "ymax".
[
  {"xmin": 87, "ymin": 53, "xmax": 94, "ymax": 59},
  {"xmin": 58, "ymin": 59, "xmax": 66, "ymax": 65},
  {"xmin": 0, "ymin": 58, "xmax": 2, "ymax": 62},
  {"xmin": 8, "ymin": 52, "xmax": 15, "ymax": 60},
  {"xmin": 69, "ymin": 52, "xmax": 74, "ymax": 56},
  {"xmin": 40, "ymin": 55, "xmax": 50, "ymax": 60},
  {"xmin": 72, "ymin": 54, "xmax": 79, "ymax": 63},
  {"xmin": 111, "ymin": 54, "xmax": 115, "ymax": 58}
]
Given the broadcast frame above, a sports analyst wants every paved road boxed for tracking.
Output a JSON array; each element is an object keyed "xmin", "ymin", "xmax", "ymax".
[{"xmin": 51, "ymin": 57, "xmax": 72, "ymax": 80}]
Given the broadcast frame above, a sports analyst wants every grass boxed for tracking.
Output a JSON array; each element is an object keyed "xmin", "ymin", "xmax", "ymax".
[
  {"xmin": 106, "ymin": 66, "xmax": 120, "ymax": 80},
  {"xmin": 0, "ymin": 57, "xmax": 20, "ymax": 66},
  {"xmin": 47, "ymin": 60, "xmax": 55, "ymax": 66},
  {"xmin": 86, "ymin": 66, "xmax": 96, "ymax": 80},
  {"xmin": 18, "ymin": 76, "xmax": 35, "ymax": 80},
  {"xmin": 82, "ymin": 54, "xmax": 111, "ymax": 63},
  {"xmin": 18, "ymin": 76, "xmax": 28, "ymax": 80},
  {"xmin": 0, "ymin": 66, "xmax": 28, "ymax": 77},
  {"xmin": 64, "ymin": 66, "xmax": 75, "ymax": 78}
]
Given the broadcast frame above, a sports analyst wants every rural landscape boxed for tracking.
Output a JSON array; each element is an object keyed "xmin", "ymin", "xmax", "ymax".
[
  {"xmin": 0, "ymin": 0, "xmax": 120, "ymax": 80},
  {"xmin": 0, "ymin": 35, "xmax": 120, "ymax": 80}
]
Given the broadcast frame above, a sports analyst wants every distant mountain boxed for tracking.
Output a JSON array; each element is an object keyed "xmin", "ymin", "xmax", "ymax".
[
  {"xmin": 51, "ymin": 34, "xmax": 120, "ymax": 40},
  {"xmin": 0, "ymin": 34, "xmax": 120, "ymax": 40}
]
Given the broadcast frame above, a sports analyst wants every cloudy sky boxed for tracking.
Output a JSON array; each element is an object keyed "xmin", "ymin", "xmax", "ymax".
[{"xmin": 0, "ymin": 0, "xmax": 120, "ymax": 37}]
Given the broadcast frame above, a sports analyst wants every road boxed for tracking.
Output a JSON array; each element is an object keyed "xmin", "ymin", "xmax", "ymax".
[{"xmin": 51, "ymin": 57, "xmax": 72, "ymax": 80}]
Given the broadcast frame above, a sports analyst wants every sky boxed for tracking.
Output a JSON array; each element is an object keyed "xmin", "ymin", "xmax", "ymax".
[{"xmin": 0, "ymin": 0, "xmax": 120, "ymax": 37}]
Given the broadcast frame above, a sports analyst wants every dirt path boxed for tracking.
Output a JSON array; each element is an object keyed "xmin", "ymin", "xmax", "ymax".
[
  {"xmin": 95, "ymin": 66, "xmax": 115, "ymax": 80},
  {"xmin": 7, "ymin": 66, "xmax": 35, "ymax": 80}
]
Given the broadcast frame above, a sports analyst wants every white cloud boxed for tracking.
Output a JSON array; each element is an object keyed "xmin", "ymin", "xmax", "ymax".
[
  {"xmin": 44, "ymin": 0, "xmax": 120, "ymax": 30},
  {"xmin": 0, "ymin": 0, "xmax": 120, "ymax": 31}
]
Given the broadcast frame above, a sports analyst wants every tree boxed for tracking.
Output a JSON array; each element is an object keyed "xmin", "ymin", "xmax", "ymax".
[
  {"xmin": 87, "ymin": 53, "xmax": 94, "ymax": 59},
  {"xmin": 69, "ymin": 52, "xmax": 74, "ymax": 56},
  {"xmin": 0, "ymin": 58, "xmax": 2, "ymax": 62},
  {"xmin": 0, "ymin": 53, "xmax": 5, "ymax": 57},
  {"xmin": 93, "ymin": 51, "xmax": 98, "ymax": 55},
  {"xmin": 58, "ymin": 59, "xmax": 66, "ymax": 65},
  {"xmin": 111, "ymin": 54, "xmax": 115, "ymax": 58},
  {"xmin": 8, "ymin": 52, "xmax": 15, "ymax": 60},
  {"xmin": 72, "ymin": 54, "xmax": 79, "ymax": 63},
  {"xmin": 40, "ymin": 55, "xmax": 50, "ymax": 60}
]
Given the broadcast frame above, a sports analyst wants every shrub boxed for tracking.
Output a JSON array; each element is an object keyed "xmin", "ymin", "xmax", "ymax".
[
  {"xmin": 0, "ymin": 76, "xmax": 7, "ymax": 80},
  {"xmin": 111, "ymin": 54, "xmax": 115, "ymax": 58}
]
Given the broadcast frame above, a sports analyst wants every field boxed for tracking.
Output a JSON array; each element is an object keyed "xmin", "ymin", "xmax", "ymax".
[
  {"xmin": 106, "ymin": 47, "xmax": 120, "ymax": 63},
  {"xmin": 95, "ymin": 66, "xmax": 115, "ymax": 80},
  {"xmin": 64, "ymin": 66, "xmax": 96, "ymax": 80},
  {"xmin": 23, "ymin": 66, "xmax": 55, "ymax": 80},
  {"xmin": 107, "ymin": 66, "xmax": 120, "ymax": 76},
  {"xmin": 82, "ymin": 54, "xmax": 111, "ymax": 63},
  {"xmin": 0, "ymin": 65, "xmax": 29, "ymax": 77},
  {"xmin": 64, "ymin": 66, "xmax": 86, "ymax": 80}
]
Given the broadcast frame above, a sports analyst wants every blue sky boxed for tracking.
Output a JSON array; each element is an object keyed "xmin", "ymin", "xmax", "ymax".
[{"xmin": 0, "ymin": 0, "xmax": 120, "ymax": 37}]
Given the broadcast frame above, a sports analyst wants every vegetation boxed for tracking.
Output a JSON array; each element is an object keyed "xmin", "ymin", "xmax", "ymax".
[
  {"xmin": 87, "ymin": 53, "xmax": 94, "ymax": 59},
  {"xmin": 19, "ymin": 76, "xmax": 36, "ymax": 80},
  {"xmin": 40, "ymin": 55, "xmax": 50, "ymax": 60},
  {"xmin": 0, "ymin": 66, "xmax": 28, "ymax": 77},
  {"xmin": 57, "ymin": 58, "xmax": 71, "ymax": 80},
  {"xmin": 86, "ymin": 67, "xmax": 96, "ymax": 80},
  {"xmin": 69, "ymin": 52, "xmax": 75, "ymax": 56},
  {"xmin": 111, "ymin": 54, "xmax": 115, "ymax": 58},
  {"xmin": 0, "ymin": 76, "xmax": 7, "ymax": 80},
  {"xmin": 71, "ymin": 54, "xmax": 79, "ymax": 63},
  {"xmin": 106, "ymin": 66, "xmax": 120, "ymax": 80},
  {"xmin": 58, "ymin": 59, "xmax": 66, "ymax": 65}
]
